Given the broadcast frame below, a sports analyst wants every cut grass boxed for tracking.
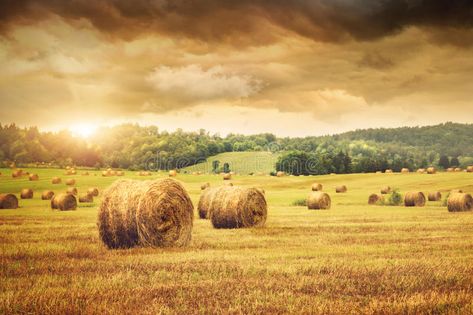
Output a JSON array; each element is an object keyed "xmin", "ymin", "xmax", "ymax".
[{"xmin": 1, "ymin": 168, "xmax": 473, "ymax": 314}]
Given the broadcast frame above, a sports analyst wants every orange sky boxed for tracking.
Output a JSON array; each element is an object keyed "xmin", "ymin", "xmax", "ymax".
[{"xmin": 1, "ymin": 1, "xmax": 472, "ymax": 136}]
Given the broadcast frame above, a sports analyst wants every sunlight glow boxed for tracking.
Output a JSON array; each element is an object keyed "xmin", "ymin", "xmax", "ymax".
[{"xmin": 70, "ymin": 123, "xmax": 97, "ymax": 138}]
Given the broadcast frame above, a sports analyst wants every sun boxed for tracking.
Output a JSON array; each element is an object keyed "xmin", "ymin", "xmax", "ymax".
[{"xmin": 70, "ymin": 123, "xmax": 97, "ymax": 138}]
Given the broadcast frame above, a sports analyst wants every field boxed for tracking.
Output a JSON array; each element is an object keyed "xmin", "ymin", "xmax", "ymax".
[
  {"xmin": 1, "ymin": 168, "xmax": 473, "ymax": 314},
  {"xmin": 182, "ymin": 152, "xmax": 280, "ymax": 175}
]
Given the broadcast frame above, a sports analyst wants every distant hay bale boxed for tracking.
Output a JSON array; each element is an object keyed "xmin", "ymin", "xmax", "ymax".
[
  {"xmin": 307, "ymin": 192, "xmax": 331, "ymax": 210},
  {"xmin": 401, "ymin": 168, "xmax": 410, "ymax": 174},
  {"xmin": 404, "ymin": 191, "xmax": 426, "ymax": 207},
  {"xmin": 447, "ymin": 193, "xmax": 473, "ymax": 212},
  {"xmin": 417, "ymin": 168, "xmax": 426, "ymax": 174},
  {"xmin": 102, "ymin": 171, "xmax": 110, "ymax": 177},
  {"xmin": 467, "ymin": 166, "xmax": 473, "ymax": 173},
  {"xmin": 98, "ymin": 178, "xmax": 194, "ymax": 249},
  {"xmin": 79, "ymin": 194, "xmax": 93, "ymax": 203},
  {"xmin": 110, "ymin": 170, "xmax": 117, "ymax": 176},
  {"xmin": 381, "ymin": 186, "xmax": 391, "ymax": 194},
  {"xmin": 311, "ymin": 183, "xmax": 323, "ymax": 191},
  {"xmin": 29, "ymin": 174, "xmax": 39, "ymax": 181},
  {"xmin": 116, "ymin": 171, "xmax": 124, "ymax": 176},
  {"xmin": 138, "ymin": 171, "xmax": 151, "ymax": 176},
  {"xmin": 209, "ymin": 186, "xmax": 267, "ymax": 229},
  {"xmin": 200, "ymin": 182, "xmax": 210, "ymax": 190},
  {"xmin": 0, "ymin": 194, "xmax": 18, "ymax": 209},
  {"xmin": 198, "ymin": 187, "xmax": 218, "ymax": 219},
  {"xmin": 51, "ymin": 193, "xmax": 77, "ymax": 211},
  {"xmin": 276, "ymin": 171, "xmax": 285, "ymax": 177},
  {"xmin": 169, "ymin": 170, "xmax": 177, "ymax": 177},
  {"xmin": 107, "ymin": 168, "xmax": 112, "ymax": 172},
  {"xmin": 66, "ymin": 166, "xmax": 71, "ymax": 170},
  {"xmin": 82, "ymin": 171, "xmax": 89, "ymax": 176},
  {"xmin": 385, "ymin": 169, "xmax": 393, "ymax": 174},
  {"xmin": 427, "ymin": 167, "xmax": 436, "ymax": 174},
  {"xmin": 447, "ymin": 168, "xmax": 454, "ymax": 172},
  {"xmin": 41, "ymin": 190, "xmax": 55, "ymax": 200},
  {"xmin": 223, "ymin": 173, "xmax": 232, "ymax": 180},
  {"xmin": 12, "ymin": 169, "xmax": 23, "ymax": 178},
  {"xmin": 335, "ymin": 185, "xmax": 347, "ymax": 193},
  {"xmin": 70, "ymin": 169, "xmax": 76, "ymax": 175},
  {"xmin": 20, "ymin": 188, "xmax": 33, "ymax": 199},
  {"xmin": 87, "ymin": 187, "xmax": 99, "ymax": 197},
  {"xmin": 368, "ymin": 194, "xmax": 384, "ymax": 205},
  {"xmin": 66, "ymin": 187, "xmax": 78, "ymax": 195},
  {"xmin": 65, "ymin": 178, "xmax": 76, "ymax": 186},
  {"xmin": 454, "ymin": 168, "xmax": 462, "ymax": 172},
  {"xmin": 52, "ymin": 177, "xmax": 61, "ymax": 184},
  {"xmin": 428, "ymin": 191, "xmax": 442, "ymax": 201},
  {"xmin": 375, "ymin": 171, "xmax": 382, "ymax": 174}
]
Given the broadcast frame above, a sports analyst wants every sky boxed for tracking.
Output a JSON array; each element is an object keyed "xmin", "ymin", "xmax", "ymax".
[{"xmin": 0, "ymin": 0, "xmax": 472, "ymax": 137}]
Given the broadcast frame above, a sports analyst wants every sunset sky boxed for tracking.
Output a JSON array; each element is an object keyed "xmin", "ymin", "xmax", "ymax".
[{"xmin": 1, "ymin": 1, "xmax": 472, "ymax": 136}]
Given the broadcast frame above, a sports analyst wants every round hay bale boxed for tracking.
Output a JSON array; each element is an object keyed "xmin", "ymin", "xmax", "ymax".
[
  {"xmin": 368, "ymin": 194, "xmax": 384, "ymax": 205},
  {"xmin": 209, "ymin": 186, "xmax": 267, "ymax": 229},
  {"xmin": 401, "ymin": 168, "xmax": 410, "ymax": 173},
  {"xmin": 70, "ymin": 169, "xmax": 77, "ymax": 175},
  {"xmin": 66, "ymin": 187, "xmax": 78, "ymax": 195},
  {"xmin": 169, "ymin": 170, "xmax": 177, "ymax": 177},
  {"xmin": 41, "ymin": 190, "xmax": 55, "ymax": 200},
  {"xmin": 200, "ymin": 182, "xmax": 210, "ymax": 190},
  {"xmin": 311, "ymin": 183, "xmax": 323, "ymax": 191},
  {"xmin": 66, "ymin": 166, "xmax": 71, "ymax": 170},
  {"xmin": 428, "ymin": 191, "xmax": 442, "ymax": 201},
  {"xmin": 427, "ymin": 167, "xmax": 436, "ymax": 174},
  {"xmin": 51, "ymin": 177, "xmax": 61, "ymax": 184},
  {"xmin": 404, "ymin": 191, "xmax": 426, "ymax": 207},
  {"xmin": 102, "ymin": 171, "xmax": 110, "ymax": 177},
  {"xmin": 82, "ymin": 172, "xmax": 90, "ymax": 176},
  {"xmin": 65, "ymin": 178, "xmax": 76, "ymax": 186},
  {"xmin": 276, "ymin": 171, "xmax": 285, "ymax": 177},
  {"xmin": 51, "ymin": 193, "xmax": 77, "ymax": 211},
  {"xmin": 417, "ymin": 168, "xmax": 426, "ymax": 174},
  {"xmin": 198, "ymin": 187, "xmax": 218, "ymax": 219},
  {"xmin": 29, "ymin": 174, "xmax": 39, "ymax": 181},
  {"xmin": 12, "ymin": 169, "xmax": 23, "ymax": 178},
  {"xmin": 307, "ymin": 192, "xmax": 331, "ymax": 210},
  {"xmin": 98, "ymin": 178, "xmax": 194, "ymax": 249},
  {"xmin": 20, "ymin": 188, "xmax": 33, "ymax": 199},
  {"xmin": 79, "ymin": 194, "xmax": 93, "ymax": 203},
  {"xmin": 447, "ymin": 168, "xmax": 454, "ymax": 172},
  {"xmin": 454, "ymin": 168, "xmax": 462, "ymax": 172},
  {"xmin": 375, "ymin": 171, "xmax": 382, "ymax": 174},
  {"xmin": 380, "ymin": 186, "xmax": 391, "ymax": 194},
  {"xmin": 0, "ymin": 194, "xmax": 18, "ymax": 209},
  {"xmin": 447, "ymin": 193, "xmax": 473, "ymax": 212},
  {"xmin": 467, "ymin": 166, "xmax": 473, "ymax": 173},
  {"xmin": 385, "ymin": 169, "xmax": 393, "ymax": 174},
  {"xmin": 116, "ymin": 171, "xmax": 124, "ymax": 176},
  {"xmin": 110, "ymin": 170, "xmax": 117, "ymax": 176},
  {"xmin": 87, "ymin": 187, "xmax": 99, "ymax": 197},
  {"xmin": 223, "ymin": 173, "xmax": 232, "ymax": 180},
  {"xmin": 335, "ymin": 185, "xmax": 347, "ymax": 193}
]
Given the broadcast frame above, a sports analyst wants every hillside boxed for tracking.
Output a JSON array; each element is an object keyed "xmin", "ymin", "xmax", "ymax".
[{"xmin": 182, "ymin": 152, "xmax": 280, "ymax": 174}]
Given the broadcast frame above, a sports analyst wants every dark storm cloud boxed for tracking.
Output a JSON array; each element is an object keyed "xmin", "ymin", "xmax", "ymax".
[{"xmin": 0, "ymin": 0, "xmax": 472, "ymax": 43}]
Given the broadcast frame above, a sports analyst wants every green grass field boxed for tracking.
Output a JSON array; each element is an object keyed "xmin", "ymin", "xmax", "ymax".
[
  {"xmin": 1, "ymin": 168, "xmax": 473, "ymax": 314},
  {"xmin": 182, "ymin": 151, "xmax": 280, "ymax": 174}
]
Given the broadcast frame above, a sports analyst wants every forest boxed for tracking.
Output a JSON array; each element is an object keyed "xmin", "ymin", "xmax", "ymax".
[{"xmin": 0, "ymin": 122, "xmax": 472, "ymax": 175}]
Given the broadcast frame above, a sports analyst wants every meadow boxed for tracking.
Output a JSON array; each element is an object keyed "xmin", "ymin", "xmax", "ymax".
[{"xmin": 1, "ymin": 168, "xmax": 473, "ymax": 314}]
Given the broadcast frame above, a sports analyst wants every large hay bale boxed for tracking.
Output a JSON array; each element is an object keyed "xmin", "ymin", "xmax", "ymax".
[
  {"xmin": 380, "ymin": 186, "xmax": 391, "ymax": 194},
  {"xmin": 0, "ymin": 194, "xmax": 18, "ymax": 209},
  {"xmin": 201, "ymin": 182, "xmax": 210, "ymax": 190},
  {"xmin": 311, "ymin": 183, "xmax": 323, "ymax": 191},
  {"xmin": 447, "ymin": 193, "xmax": 473, "ymax": 212},
  {"xmin": 66, "ymin": 187, "xmax": 78, "ymax": 195},
  {"xmin": 12, "ymin": 169, "xmax": 23, "ymax": 178},
  {"xmin": 79, "ymin": 194, "xmax": 93, "ymax": 203},
  {"xmin": 385, "ymin": 169, "xmax": 393, "ymax": 174},
  {"xmin": 404, "ymin": 191, "xmax": 426, "ymax": 207},
  {"xmin": 276, "ymin": 171, "xmax": 285, "ymax": 177},
  {"xmin": 368, "ymin": 194, "xmax": 384, "ymax": 205},
  {"xmin": 52, "ymin": 177, "xmax": 61, "ymax": 184},
  {"xmin": 20, "ymin": 188, "xmax": 33, "ymax": 199},
  {"xmin": 98, "ymin": 178, "xmax": 194, "ymax": 249},
  {"xmin": 307, "ymin": 192, "xmax": 331, "ymax": 209},
  {"xmin": 65, "ymin": 178, "xmax": 76, "ymax": 186},
  {"xmin": 169, "ymin": 170, "xmax": 177, "ymax": 177},
  {"xmin": 427, "ymin": 167, "xmax": 436, "ymax": 174},
  {"xmin": 41, "ymin": 190, "xmax": 55, "ymax": 200},
  {"xmin": 335, "ymin": 185, "xmax": 347, "ymax": 193},
  {"xmin": 29, "ymin": 174, "xmax": 39, "ymax": 181},
  {"xmin": 223, "ymin": 173, "xmax": 232, "ymax": 180},
  {"xmin": 428, "ymin": 191, "xmax": 442, "ymax": 201},
  {"xmin": 51, "ymin": 193, "xmax": 77, "ymax": 211},
  {"xmin": 401, "ymin": 168, "xmax": 410, "ymax": 174},
  {"xmin": 87, "ymin": 187, "xmax": 99, "ymax": 197},
  {"xmin": 198, "ymin": 187, "xmax": 218, "ymax": 219},
  {"xmin": 209, "ymin": 186, "xmax": 267, "ymax": 229},
  {"xmin": 467, "ymin": 166, "xmax": 473, "ymax": 173},
  {"xmin": 417, "ymin": 168, "xmax": 426, "ymax": 174}
]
